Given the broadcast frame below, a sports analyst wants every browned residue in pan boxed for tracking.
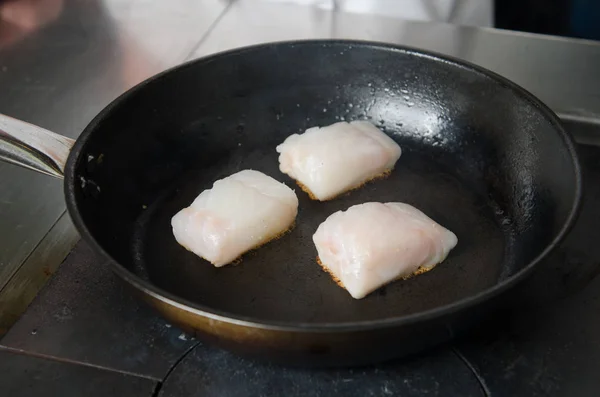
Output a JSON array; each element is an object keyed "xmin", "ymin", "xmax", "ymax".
[
  {"xmin": 316, "ymin": 256, "xmax": 437, "ymax": 296},
  {"xmin": 179, "ymin": 222, "xmax": 296, "ymax": 267},
  {"xmin": 226, "ymin": 222, "xmax": 296, "ymax": 266},
  {"xmin": 316, "ymin": 256, "xmax": 346, "ymax": 289},
  {"xmin": 401, "ymin": 265, "xmax": 433, "ymax": 280},
  {"xmin": 295, "ymin": 169, "xmax": 394, "ymax": 201}
]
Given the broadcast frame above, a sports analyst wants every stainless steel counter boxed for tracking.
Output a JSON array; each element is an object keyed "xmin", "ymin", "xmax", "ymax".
[
  {"xmin": 195, "ymin": 0, "xmax": 600, "ymax": 120},
  {"xmin": 1, "ymin": 0, "xmax": 600, "ymax": 331},
  {"xmin": 0, "ymin": 0, "xmax": 230, "ymax": 330}
]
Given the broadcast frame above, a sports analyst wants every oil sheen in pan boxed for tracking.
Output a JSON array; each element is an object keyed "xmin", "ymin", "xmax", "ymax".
[{"xmin": 130, "ymin": 138, "xmax": 507, "ymax": 324}]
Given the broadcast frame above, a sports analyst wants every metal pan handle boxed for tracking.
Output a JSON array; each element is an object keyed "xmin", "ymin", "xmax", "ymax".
[{"xmin": 0, "ymin": 114, "xmax": 75, "ymax": 179}]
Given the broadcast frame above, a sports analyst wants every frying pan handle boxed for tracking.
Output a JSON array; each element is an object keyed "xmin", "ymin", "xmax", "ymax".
[{"xmin": 0, "ymin": 113, "xmax": 74, "ymax": 179}]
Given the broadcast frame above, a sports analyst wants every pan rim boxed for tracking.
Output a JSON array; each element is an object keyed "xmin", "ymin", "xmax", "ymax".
[{"xmin": 65, "ymin": 38, "xmax": 583, "ymax": 332}]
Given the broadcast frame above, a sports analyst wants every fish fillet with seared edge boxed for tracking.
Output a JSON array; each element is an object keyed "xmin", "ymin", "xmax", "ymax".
[
  {"xmin": 276, "ymin": 121, "xmax": 402, "ymax": 201},
  {"xmin": 313, "ymin": 202, "xmax": 458, "ymax": 299},
  {"xmin": 171, "ymin": 170, "xmax": 298, "ymax": 267}
]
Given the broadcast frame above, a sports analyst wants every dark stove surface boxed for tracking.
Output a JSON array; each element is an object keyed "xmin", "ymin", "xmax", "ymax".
[
  {"xmin": 158, "ymin": 346, "xmax": 483, "ymax": 397},
  {"xmin": 2, "ymin": 143, "xmax": 600, "ymax": 397}
]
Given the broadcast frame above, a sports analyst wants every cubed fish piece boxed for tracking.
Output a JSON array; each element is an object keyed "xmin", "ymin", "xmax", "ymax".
[
  {"xmin": 171, "ymin": 170, "xmax": 298, "ymax": 267},
  {"xmin": 276, "ymin": 121, "xmax": 401, "ymax": 201},
  {"xmin": 313, "ymin": 202, "xmax": 458, "ymax": 299}
]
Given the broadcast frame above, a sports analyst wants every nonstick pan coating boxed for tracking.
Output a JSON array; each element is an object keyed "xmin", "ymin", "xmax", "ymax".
[
  {"xmin": 135, "ymin": 137, "xmax": 503, "ymax": 323},
  {"xmin": 65, "ymin": 40, "xmax": 581, "ymax": 365}
]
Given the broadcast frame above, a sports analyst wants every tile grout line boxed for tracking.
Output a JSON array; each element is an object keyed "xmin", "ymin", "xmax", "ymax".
[
  {"xmin": 151, "ymin": 341, "xmax": 201, "ymax": 397},
  {"xmin": 0, "ymin": 345, "xmax": 161, "ymax": 383},
  {"xmin": 0, "ymin": 210, "xmax": 68, "ymax": 296},
  {"xmin": 451, "ymin": 346, "xmax": 492, "ymax": 397}
]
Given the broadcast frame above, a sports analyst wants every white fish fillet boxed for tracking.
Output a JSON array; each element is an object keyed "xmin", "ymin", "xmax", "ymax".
[
  {"xmin": 276, "ymin": 121, "xmax": 401, "ymax": 201},
  {"xmin": 171, "ymin": 170, "xmax": 298, "ymax": 267},
  {"xmin": 313, "ymin": 202, "xmax": 458, "ymax": 299}
]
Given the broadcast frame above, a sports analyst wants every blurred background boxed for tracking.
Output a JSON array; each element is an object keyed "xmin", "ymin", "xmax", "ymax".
[
  {"xmin": 262, "ymin": 0, "xmax": 600, "ymax": 40},
  {"xmin": 1, "ymin": 0, "xmax": 600, "ymax": 50}
]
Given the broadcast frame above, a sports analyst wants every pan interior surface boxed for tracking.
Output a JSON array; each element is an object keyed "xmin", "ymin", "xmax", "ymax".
[{"xmin": 71, "ymin": 41, "xmax": 579, "ymax": 326}]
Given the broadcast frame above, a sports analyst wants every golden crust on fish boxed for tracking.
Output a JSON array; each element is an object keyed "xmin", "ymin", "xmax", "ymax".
[
  {"xmin": 276, "ymin": 121, "xmax": 401, "ymax": 201},
  {"xmin": 171, "ymin": 170, "xmax": 298, "ymax": 267},
  {"xmin": 313, "ymin": 202, "xmax": 458, "ymax": 299}
]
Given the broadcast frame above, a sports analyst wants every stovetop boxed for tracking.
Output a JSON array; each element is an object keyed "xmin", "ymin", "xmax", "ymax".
[{"xmin": 1, "ymin": 142, "xmax": 600, "ymax": 397}]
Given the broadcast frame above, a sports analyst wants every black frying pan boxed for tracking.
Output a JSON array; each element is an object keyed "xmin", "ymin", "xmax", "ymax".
[{"xmin": 0, "ymin": 40, "xmax": 582, "ymax": 367}]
